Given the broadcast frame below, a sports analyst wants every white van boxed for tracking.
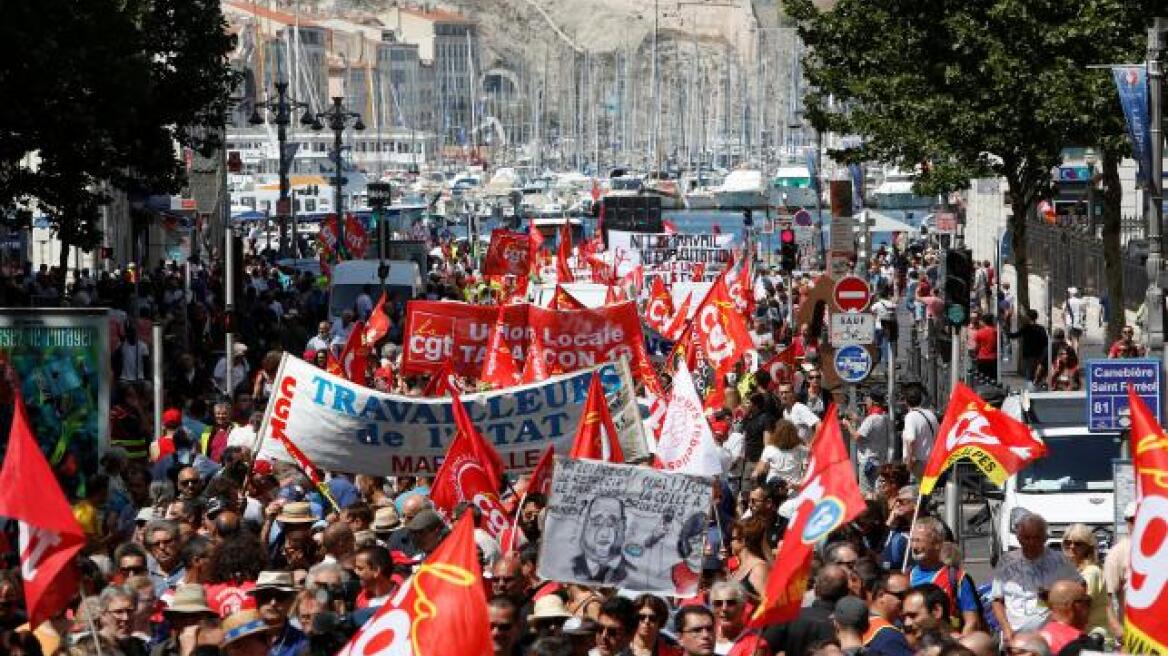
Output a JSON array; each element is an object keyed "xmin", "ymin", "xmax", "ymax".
[
  {"xmin": 328, "ymin": 259, "xmax": 424, "ymax": 321},
  {"xmin": 996, "ymin": 391, "xmax": 1123, "ymax": 562}
]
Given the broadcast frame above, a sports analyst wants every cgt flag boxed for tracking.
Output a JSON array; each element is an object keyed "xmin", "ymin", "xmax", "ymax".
[
  {"xmin": 340, "ymin": 513, "xmax": 492, "ymax": 656},
  {"xmin": 750, "ymin": 409, "xmax": 863, "ymax": 627},
  {"xmin": 1124, "ymin": 389, "xmax": 1168, "ymax": 654},
  {"xmin": 568, "ymin": 373, "xmax": 624, "ymax": 462},
  {"xmin": 643, "ymin": 277, "xmax": 674, "ymax": 334},
  {"xmin": 0, "ymin": 395, "xmax": 85, "ymax": 626},
  {"xmin": 919, "ymin": 382, "xmax": 1047, "ymax": 496},
  {"xmin": 483, "ymin": 229, "xmax": 532, "ymax": 277},
  {"xmin": 690, "ymin": 272, "xmax": 754, "ymax": 374}
]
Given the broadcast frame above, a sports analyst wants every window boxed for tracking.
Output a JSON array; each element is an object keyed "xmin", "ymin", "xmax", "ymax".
[{"xmin": 306, "ymin": 199, "xmax": 316, "ymax": 212}]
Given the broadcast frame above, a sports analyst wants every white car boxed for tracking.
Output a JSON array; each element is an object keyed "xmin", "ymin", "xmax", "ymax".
[{"xmin": 994, "ymin": 391, "xmax": 1123, "ymax": 563}]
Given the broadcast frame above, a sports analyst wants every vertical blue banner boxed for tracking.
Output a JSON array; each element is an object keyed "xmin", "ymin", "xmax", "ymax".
[
  {"xmin": 1112, "ymin": 66, "xmax": 1152, "ymax": 187},
  {"xmin": 849, "ymin": 163, "xmax": 864, "ymax": 211},
  {"xmin": 805, "ymin": 149, "xmax": 820, "ymax": 193}
]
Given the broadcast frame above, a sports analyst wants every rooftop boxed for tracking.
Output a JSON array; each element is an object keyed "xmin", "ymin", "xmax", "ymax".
[
  {"xmin": 223, "ymin": 0, "xmax": 320, "ymax": 28},
  {"xmin": 398, "ymin": 5, "xmax": 473, "ymax": 24}
]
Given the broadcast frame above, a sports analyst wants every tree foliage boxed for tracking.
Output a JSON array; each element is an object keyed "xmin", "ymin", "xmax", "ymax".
[
  {"xmin": 0, "ymin": 0, "xmax": 237, "ymax": 268},
  {"xmin": 785, "ymin": 0, "xmax": 1150, "ymax": 314}
]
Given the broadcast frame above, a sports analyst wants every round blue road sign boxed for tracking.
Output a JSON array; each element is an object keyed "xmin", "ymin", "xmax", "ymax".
[{"xmin": 833, "ymin": 344, "xmax": 872, "ymax": 383}]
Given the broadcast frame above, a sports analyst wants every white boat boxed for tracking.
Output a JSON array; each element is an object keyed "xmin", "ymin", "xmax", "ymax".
[
  {"xmin": 769, "ymin": 165, "xmax": 820, "ymax": 209},
  {"xmin": 715, "ymin": 169, "xmax": 769, "ymax": 209},
  {"xmin": 871, "ymin": 168, "xmax": 935, "ymax": 210},
  {"xmin": 684, "ymin": 190, "xmax": 720, "ymax": 210}
]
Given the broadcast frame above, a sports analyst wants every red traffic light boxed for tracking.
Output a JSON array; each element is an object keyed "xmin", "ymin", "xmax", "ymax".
[{"xmin": 779, "ymin": 228, "xmax": 796, "ymax": 244}]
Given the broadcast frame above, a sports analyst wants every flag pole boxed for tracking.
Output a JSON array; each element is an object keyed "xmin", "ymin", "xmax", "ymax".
[
  {"xmin": 506, "ymin": 491, "xmax": 527, "ymax": 553},
  {"xmin": 84, "ymin": 601, "xmax": 104, "ymax": 656},
  {"xmin": 901, "ymin": 494, "xmax": 924, "ymax": 572}
]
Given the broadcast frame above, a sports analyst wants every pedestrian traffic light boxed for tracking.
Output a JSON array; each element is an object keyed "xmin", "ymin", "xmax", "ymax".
[
  {"xmin": 779, "ymin": 228, "xmax": 798, "ymax": 272},
  {"xmin": 743, "ymin": 209, "xmax": 753, "ymax": 227},
  {"xmin": 944, "ymin": 247, "xmax": 974, "ymax": 326}
]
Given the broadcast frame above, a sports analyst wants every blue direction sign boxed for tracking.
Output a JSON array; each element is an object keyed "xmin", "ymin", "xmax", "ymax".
[
  {"xmin": 834, "ymin": 344, "xmax": 873, "ymax": 384},
  {"xmin": 1086, "ymin": 358, "xmax": 1161, "ymax": 432}
]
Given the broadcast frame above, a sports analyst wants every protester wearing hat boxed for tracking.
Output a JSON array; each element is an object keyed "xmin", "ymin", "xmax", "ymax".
[
  {"xmin": 370, "ymin": 505, "xmax": 401, "ymax": 537},
  {"xmin": 151, "ymin": 585, "xmax": 217, "ymax": 656},
  {"xmin": 248, "ymin": 571, "xmax": 306, "ymax": 656},
  {"xmin": 214, "ymin": 342, "xmax": 251, "ymax": 397},
  {"xmin": 406, "ymin": 509, "xmax": 447, "ymax": 557},
  {"xmin": 221, "ymin": 609, "xmax": 270, "ymax": 656},
  {"xmin": 561, "ymin": 616, "xmax": 599, "ymax": 655}
]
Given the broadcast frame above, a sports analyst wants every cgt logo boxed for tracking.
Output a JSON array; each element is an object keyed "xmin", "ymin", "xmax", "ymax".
[
  {"xmin": 698, "ymin": 303, "xmax": 733, "ymax": 364},
  {"xmin": 407, "ymin": 312, "xmax": 455, "ymax": 362}
]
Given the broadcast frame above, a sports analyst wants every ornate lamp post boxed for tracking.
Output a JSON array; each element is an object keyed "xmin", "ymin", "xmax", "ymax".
[
  {"xmin": 249, "ymin": 81, "xmax": 315, "ymax": 257},
  {"xmin": 311, "ymin": 97, "xmax": 364, "ymax": 251}
]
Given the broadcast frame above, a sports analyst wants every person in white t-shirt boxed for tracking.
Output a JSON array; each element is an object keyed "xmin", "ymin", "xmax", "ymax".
[
  {"xmin": 901, "ymin": 386, "xmax": 938, "ymax": 479},
  {"xmin": 752, "ymin": 418, "xmax": 806, "ymax": 487},
  {"xmin": 1064, "ymin": 287, "xmax": 1089, "ymax": 353},
  {"xmin": 776, "ymin": 382, "xmax": 820, "ymax": 443}
]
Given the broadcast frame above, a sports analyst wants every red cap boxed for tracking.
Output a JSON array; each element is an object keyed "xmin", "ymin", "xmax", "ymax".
[
  {"xmin": 252, "ymin": 460, "xmax": 273, "ymax": 476},
  {"xmin": 162, "ymin": 408, "xmax": 183, "ymax": 428}
]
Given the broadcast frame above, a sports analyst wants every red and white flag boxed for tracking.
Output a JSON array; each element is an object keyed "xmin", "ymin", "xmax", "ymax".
[
  {"xmin": 430, "ymin": 396, "xmax": 510, "ymax": 539},
  {"xmin": 527, "ymin": 445, "xmax": 555, "ymax": 497},
  {"xmin": 726, "ymin": 255, "xmax": 756, "ymax": 318},
  {"xmin": 663, "ymin": 292, "xmax": 693, "ymax": 342},
  {"xmin": 340, "ymin": 514, "xmax": 492, "ymax": 656},
  {"xmin": 0, "ymin": 395, "xmax": 85, "ymax": 626},
  {"xmin": 655, "ymin": 363, "xmax": 722, "ymax": 476},
  {"xmin": 1124, "ymin": 390, "xmax": 1168, "ymax": 654},
  {"xmin": 364, "ymin": 293, "xmax": 392, "ymax": 346},
  {"xmin": 568, "ymin": 373, "xmax": 624, "ymax": 462},
  {"xmin": 422, "ymin": 360, "xmax": 460, "ymax": 398},
  {"xmin": 555, "ymin": 221, "xmax": 574, "ymax": 283},
  {"xmin": 920, "ymin": 382, "xmax": 1047, "ymax": 496},
  {"xmin": 750, "ymin": 409, "xmax": 864, "ymax": 627},
  {"xmin": 339, "ymin": 320, "xmax": 368, "ymax": 386},
  {"xmin": 691, "ymin": 272, "xmax": 754, "ymax": 374},
  {"xmin": 644, "ymin": 277, "xmax": 674, "ymax": 334},
  {"xmin": 552, "ymin": 285, "xmax": 587, "ymax": 310}
]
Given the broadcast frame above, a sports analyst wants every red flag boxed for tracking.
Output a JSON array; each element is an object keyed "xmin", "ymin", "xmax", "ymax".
[
  {"xmin": 519, "ymin": 341, "xmax": 549, "ymax": 384},
  {"xmin": 919, "ymin": 382, "xmax": 1048, "ymax": 496},
  {"xmin": 552, "ymin": 285, "xmax": 587, "ymax": 310},
  {"xmin": 726, "ymin": 255, "xmax": 756, "ymax": 318},
  {"xmin": 339, "ymin": 514, "xmax": 492, "ymax": 656},
  {"xmin": 528, "ymin": 219, "xmax": 546, "ymax": 264},
  {"xmin": 326, "ymin": 349, "xmax": 344, "ymax": 377},
  {"xmin": 0, "ymin": 396, "xmax": 85, "ymax": 626},
  {"xmin": 556, "ymin": 221, "xmax": 574, "ymax": 282},
  {"xmin": 480, "ymin": 316, "xmax": 520, "ymax": 389},
  {"xmin": 364, "ymin": 293, "xmax": 391, "ymax": 346},
  {"xmin": 691, "ymin": 262, "xmax": 706, "ymax": 282},
  {"xmin": 750, "ymin": 410, "xmax": 864, "ymax": 627},
  {"xmin": 423, "ymin": 360, "xmax": 459, "ymax": 397},
  {"xmin": 527, "ymin": 445, "xmax": 555, "ymax": 497},
  {"xmin": 663, "ymin": 292, "xmax": 693, "ymax": 342},
  {"xmin": 663, "ymin": 219, "xmax": 678, "ymax": 234},
  {"xmin": 450, "ymin": 392, "xmax": 505, "ymax": 495},
  {"xmin": 568, "ymin": 373, "xmax": 624, "ymax": 462},
  {"xmin": 273, "ymin": 432, "xmax": 341, "ymax": 511},
  {"xmin": 604, "ymin": 285, "xmax": 620, "ymax": 305},
  {"xmin": 703, "ymin": 371, "xmax": 727, "ymax": 414},
  {"xmin": 761, "ymin": 346, "xmax": 797, "ymax": 387},
  {"xmin": 430, "ymin": 401, "xmax": 511, "ymax": 540},
  {"xmin": 483, "ymin": 229, "xmax": 532, "ymax": 277},
  {"xmin": 1125, "ymin": 389, "xmax": 1168, "ymax": 653},
  {"xmin": 644, "ymin": 277, "xmax": 675, "ymax": 333},
  {"xmin": 692, "ymin": 272, "xmax": 754, "ymax": 374},
  {"xmin": 339, "ymin": 321, "xmax": 368, "ymax": 386}
]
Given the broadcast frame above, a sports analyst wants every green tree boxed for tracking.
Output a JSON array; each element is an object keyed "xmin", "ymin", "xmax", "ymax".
[
  {"xmin": 785, "ymin": 0, "xmax": 1119, "ymax": 315},
  {"xmin": 0, "ymin": 0, "xmax": 236, "ymax": 287}
]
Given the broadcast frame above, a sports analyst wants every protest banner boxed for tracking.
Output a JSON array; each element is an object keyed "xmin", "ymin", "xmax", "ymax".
[
  {"xmin": 400, "ymin": 301, "xmax": 528, "ymax": 378},
  {"xmin": 607, "ymin": 231, "xmax": 735, "ymax": 267},
  {"xmin": 537, "ymin": 457, "xmax": 712, "ymax": 597},
  {"xmin": 0, "ymin": 309, "xmax": 110, "ymax": 497},
  {"xmin": 482, "ymin": 229, "xmax": 531, "ymax": 277},
  {"xmin": 401, "ymin": 300, "xmax": 650, "ymax": 381},
  {"xmin": 255, "ymin": 355, "xmax": 648, "ymax": 475}
]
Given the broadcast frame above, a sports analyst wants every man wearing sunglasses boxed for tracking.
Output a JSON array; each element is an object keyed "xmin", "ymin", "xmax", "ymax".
[
  {"xmin": 710, "ymin": 580, "xmax": 768, "ymax": 655},
  {"xmin": 594, "ymin": 596, "xmax": 636, "ymax": 656}
]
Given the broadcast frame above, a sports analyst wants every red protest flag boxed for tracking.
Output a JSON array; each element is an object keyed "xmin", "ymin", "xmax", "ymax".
[
  {"xmin": 422, "ymin": 359, "xmax": 459, "ymax": 397},
  {"xmin": 483, "ymin": 229, "xmax": 532, "ymax": 277},
  {"xmin": 726, "ymin": 254, "xmax": 756, "ymax": 318},
  {"xmin": 919, "ymin": 382, "xmax": 1048, "ymax": 496},
  {"xmin": 556, "ymin": 220, "xmax": 575, "ymax": 283},
  {"xmin": 568, "ymin": 372, "xmax": 624, "ymax": 462},
  {"xmin": 527, "ymin": 444, "xmax": 555, "ymax": 497},
  {"xmin": 519, "ymin": 341, "xmax": 549, "ymax": 384},
  {"xmin": 325, "ymin": 349, "xmax": 345, "ymax": 377},
  {"xmin": 480, "ymin": 316, "xmax": 520, "ymax": 389},
  {"xmin": 339, "ymin": 320, "xmax": 368, "ymax": 386},
  {"xmin": 528, "ymin": 218, "xmax": 545, "ymax": 261},
  {"xmin": 364, "ymin": 292, "xmax": 391, "ymax": 346},
  {"xmin": 644, "ymin": 277, "xmax": 674, "ymax": 333},
  {"xmin": 1124, "ymin": 389, "xmax": 1168, "ymax": 654},
  {"xmin": 0, "ymin": 395, "xmax": 85, "ymax": 626},
  {"xmin": 552, "ymin": 285, "xmax": 587, "ymax": 310},
  {"xmin": 340, "ymin": 513, "xmax": 492, "ymax": 656},
  {"xmin": 663, "ymin": 291, "xmax": 693, "ymax": 342},
  {"xmin": 450, "ymin": 391, "xmax": 505, "ymax": 495},
  {"xmin": 273, "ymin": 431, "xmax": 341, "ymax": 512},
  {"xmin": 691, "ymin": 262, "xmax": 706, "ymax": 282},
  {"xmin": 604, "ymin": 285, "xmax": 620, "ymax": 305},
  {"xmin": 761, "ymin": 345, "xmax": 797, "ymax": 387},
  {"xmin": 750, "ymin": 409, "xmax": 864, "ymax": 628},
  {"xmin": 692, "ymin": 272, "xmax": 754, "ymax": 374}
]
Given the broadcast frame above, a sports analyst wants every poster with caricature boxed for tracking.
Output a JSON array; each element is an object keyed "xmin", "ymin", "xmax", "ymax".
[{"xmin": 537, "ymin": 457, "xmax": 713, "ymax": 597}]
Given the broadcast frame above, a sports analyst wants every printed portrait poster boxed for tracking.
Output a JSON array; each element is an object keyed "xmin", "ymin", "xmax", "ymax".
[{"xmin": 537, "ymin": 457, "xmax": 713, "ymax": 597}]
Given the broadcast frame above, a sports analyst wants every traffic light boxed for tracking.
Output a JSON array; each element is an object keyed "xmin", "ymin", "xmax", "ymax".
[
  {"xmin": 944, "ymin": 247, "xmax": 974, "ymax": 326},
  {"xmin": 779, "ymin": 228, "xmax": 798, "ymax": 272},
  {"xmin": 743, "ymin": 208, "xmax": 753, "ymax": 227}
]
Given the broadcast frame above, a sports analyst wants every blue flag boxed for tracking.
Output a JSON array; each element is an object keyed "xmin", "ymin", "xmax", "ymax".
[
  {"xmin": 1112, "ymin": 66, "xmax": 1152, "ymax": 187},
  {"xmin": 849, "ymin": 163, "xmax": 864, "ymax": 211}
]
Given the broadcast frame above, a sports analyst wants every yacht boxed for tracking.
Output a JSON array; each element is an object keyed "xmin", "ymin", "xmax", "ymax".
[{"xmin": 715, "ymin": 169, "xmax": 768, "ymax": 210}]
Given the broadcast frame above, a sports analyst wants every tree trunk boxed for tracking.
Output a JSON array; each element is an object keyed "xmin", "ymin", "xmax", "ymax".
[
  {"xmin": 1008, "ymin": 186, "xmax": 1031, "ymax": 317},
  {"xmin": 57, "ymin": 238, "xmax": 71, "ymax": 299},
  {"xmin": 1101, "ymin": 150, "xmax": 1124, "ymax": 345}
]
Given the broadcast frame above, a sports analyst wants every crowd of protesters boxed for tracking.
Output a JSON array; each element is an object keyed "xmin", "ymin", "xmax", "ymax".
[{"xmin": 0, "ymin": 231, "xmax": 1122, "ymax": 656}]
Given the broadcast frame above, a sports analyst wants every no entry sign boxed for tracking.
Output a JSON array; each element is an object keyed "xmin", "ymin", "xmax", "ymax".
[{"xmin": 833, "ymin": 275, "xmax": 871, "ymax": 312}]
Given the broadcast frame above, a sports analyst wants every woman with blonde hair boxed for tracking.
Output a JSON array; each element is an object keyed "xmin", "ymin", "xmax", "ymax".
[
  {"xmin": 1062, "ymin": 523, "xmax": 1109, "ymax": 637},
  {"xmin": 752, "ymin": 417, "xmax": 806, "ymax": 487}
]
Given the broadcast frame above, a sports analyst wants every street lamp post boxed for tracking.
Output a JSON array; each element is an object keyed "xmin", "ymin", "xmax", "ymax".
[
  {"xmin": 312, "ymin": 97, "xmax": 365, "ymax": 251},
  {"xmin": 367, "ymin": 181, "xmax": 393, "ymax": 287},
  {"xmin": 250, "ymin": 80, "xmax": 315, "ymax": 258}
]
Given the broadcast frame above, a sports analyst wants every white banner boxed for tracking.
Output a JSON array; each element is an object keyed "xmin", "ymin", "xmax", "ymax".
[
  {"xmin": 607, "ymin": 231, "xmax": 735, "ymax": 267},
  {"xmin": 537, "ymin": 458, "xmax": 712, "ymax": 597},
  {"xmin": 655, "ymin": 364, "xmax": 723, "ymax": 477},
  {"xmin": 256, "ymin": 355, "xmax": 647, "ymax": 476}
]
